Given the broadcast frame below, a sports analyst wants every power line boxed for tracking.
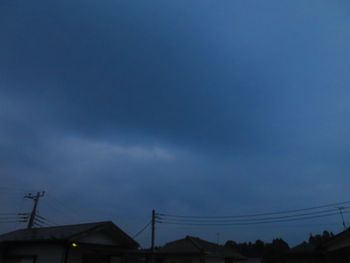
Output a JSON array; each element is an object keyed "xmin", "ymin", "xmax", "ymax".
[
  {"xmin": 9, "ymin": 193, "xmax": 27, "ymax": 229},
  {"xmin": 34, "ymin": 216, "xmax": 52, "ymax": 226},
  {"xmin": 159, "ymin": 210, "xmax": 350, "ymax": 226},
  {"xmin": 0, "ymin": 213, "xmax": 28, "ymax": 222},
  {"xmin": 0, "ymin": 213, "xmax": 27, "ymax": 224},
  {"xmin": 158, "ymin": 206, "xmax": 350, "ymax": 223},
  {"xmin": 133, "ymin": 221, "xmax": 151, "ymax": 239},
  {"xmin": 36, "ymin": 214, "xmax": 58, "ymax": 226},
  {"xmin": 159, "ymin": 200, "xmax": 350, "ymax": 219}
]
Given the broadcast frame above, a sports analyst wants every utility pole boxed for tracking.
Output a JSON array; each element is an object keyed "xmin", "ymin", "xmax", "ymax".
[
  {"xmin": 151, "ymin": 209, "xmax": 156, "ymax": 263},
  {"xmin": 25, "ymin": 191, "xmax": 45, "ymax": 229},
  {"xmin": 337, "ymin": 207, "xmax": 347, "ymax": 230}
]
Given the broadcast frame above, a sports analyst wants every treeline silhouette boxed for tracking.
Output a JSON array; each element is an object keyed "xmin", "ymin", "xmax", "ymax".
[
  {"xmin": 308, "ymin": 230, "xmax": 334, "ymax": 248},
  {"xmin": 225, "ymin": 238, "xmax": 289, "ymax": 262},
  {"xmin": 224, "ymin": 230, "xmax": 334, "ymax": 263}
]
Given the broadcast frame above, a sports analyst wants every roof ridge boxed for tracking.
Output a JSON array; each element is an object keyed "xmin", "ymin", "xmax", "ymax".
[
  {"xmin": 0, "ymin": 221, "xmax": 112, "ymax": 238},
  {"xmin": 26, "ymin": 221, "xmax": 111, "ymax": 231}
]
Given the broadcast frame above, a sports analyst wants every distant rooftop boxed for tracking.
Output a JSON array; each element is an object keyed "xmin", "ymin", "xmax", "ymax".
[{"xmin": 158, "ymin": 235, "xmax": 246, "ymax": 260}]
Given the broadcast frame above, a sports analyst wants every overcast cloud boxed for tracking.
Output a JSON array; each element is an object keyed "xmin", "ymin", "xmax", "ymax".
[{"xmin": 1, "ymin": 0, "xmax": 350, "ymax": 246}]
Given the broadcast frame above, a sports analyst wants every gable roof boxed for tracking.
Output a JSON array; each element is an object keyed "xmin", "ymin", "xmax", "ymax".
[
  {"xmin": 0, "ymin": 221, "xmax": 138, "ymax": 248},
  {"xmin": 158, "ymin": 236, "xmax": 246, "ymax": 260}
]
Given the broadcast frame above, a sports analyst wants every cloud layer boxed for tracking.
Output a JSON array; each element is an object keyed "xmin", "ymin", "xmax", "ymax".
[{"xmin": 1, "ymin": 0, "xmax": 350, "ymax": 246}]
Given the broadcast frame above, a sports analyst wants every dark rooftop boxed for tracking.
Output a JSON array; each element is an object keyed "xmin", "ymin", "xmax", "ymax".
[
  {"xmin": 0, "ymin": 221, "xmax": 138, "ymax": 248},
  {"xmin": 158, "ymin": 235, "xmax": 246, "ymax": 260}
]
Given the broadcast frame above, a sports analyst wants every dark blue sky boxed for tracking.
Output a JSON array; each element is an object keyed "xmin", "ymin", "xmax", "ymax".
[{"xmin": 1, "ymin": 0, "xmax": 350, "ymax": 247}]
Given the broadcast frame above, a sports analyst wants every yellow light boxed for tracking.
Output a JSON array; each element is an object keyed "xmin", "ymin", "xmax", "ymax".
[{"xmin": 71, "ymin": 242, "xmax": 78, "ymax": 248}]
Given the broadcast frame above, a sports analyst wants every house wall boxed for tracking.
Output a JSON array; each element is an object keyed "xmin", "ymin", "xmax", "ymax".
[
  {"xmin": 162, "ymin": 257, "xmax": 201, "ymax": 263},
  {"xmin": 206, "ymin": 258, "xmax": 225, "ymax": 263},
  {"xmin": 66, "ymin": 247, "xmax": 83, "ymax": 263},
  {"xmin": 283, "ymin": 257, "xmax": 328, "ymax": 263},
  {"xmin": 0, "ymin": 242, "xmax": 136, "ymax": 263},
  {"xmin": 0, "ymin": 243, "xmax": 92, "ymax": 263},
  {"xmin": 77, "ymin": 232, "xmax": 120, "ymax": 246},
  {"xmin": 284, "ymin": 259, "xmax": 319, "ymax": 263},
  {"xmin": 244, "ymin": 259, "xmax": 261, "ymax": 263},
  {"xmin": 1, "ymin": 259, "xmax": 36, "ymax": 263},
  {"xmin": 161, "ymin": 257, "xmax": 226, "ymax": 263},
  {"xmin": 3, "ymin": 243, "xmax": 65, "ymax": 263}
]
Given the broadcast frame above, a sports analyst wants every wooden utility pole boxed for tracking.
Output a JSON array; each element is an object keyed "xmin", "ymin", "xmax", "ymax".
[
  {"xmin": 25, "ymin": 191, "xmax": 45, "ymax": 229},
  {"xmin": 337, "ymin": 207, "xmax": 347, "ymax": 230},
  {"xmin": 151, "ymin": 209, "xmax": 156, "ymax": 263}
]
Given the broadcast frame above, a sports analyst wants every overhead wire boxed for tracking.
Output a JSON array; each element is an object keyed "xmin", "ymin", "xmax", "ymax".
[
  {"xmin": 133, "ymin": 221, "xmax": 151, "ymax": 239},
  {"xmin": 158, "ymin": 200, "xmax": 350, "ymax": 219},
  {"xmin": 0, "ymin": 212, "xmax": 28, "ymax": 222},
  {"xmin": 158, "ymin": 206, "xmax": 350, "ymax": 223},
  {"xmin": 158, "ymin": 210, "xmax": 350, "ymax": 226},
  {"xmin": 36, "ymin": 214, "xmax": 58, "ymax": 226},
  {"xmin": 157, "ymin": 200, "xmax": 350, "ymax": 227}
]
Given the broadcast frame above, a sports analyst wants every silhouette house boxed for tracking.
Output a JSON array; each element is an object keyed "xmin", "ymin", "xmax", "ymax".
[
  {"xmin": 155, "ymin": 235, "xmax": 246, "ymax": 263},
  {"xmin": 0, "ymin": 221, "xmax": 139, "ymax": 263}
]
